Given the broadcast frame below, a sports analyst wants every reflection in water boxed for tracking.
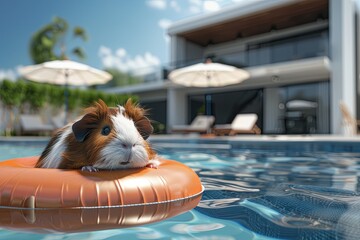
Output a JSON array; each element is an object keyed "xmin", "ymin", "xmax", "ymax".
[
  {"xmin": 166, "ymin": 150, "xmax": 360, "ymax": 240},
  {"xmin": 162, "ymin": 150, "xmax": 360, "ymax": 239},
  {"xmin": 0, "ymin": 194, "xmax": 202, "ymax": 233},
  {"xmin": 199, "ymin": 183, "xmax": 360, "ymax": 239},
  {"xmin": 171, "ymin": 223, "xmax": 225, "ymax": 234},
  {"xmin": 2, "ymin": 145, "xmax": 360, "ymax": 239}
]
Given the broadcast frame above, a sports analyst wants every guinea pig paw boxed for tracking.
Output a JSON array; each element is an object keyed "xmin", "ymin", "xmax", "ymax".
[
  {"xmin": 146, "ymin": 159, "xmax": 160, "ymax": 169},
  {"xmin": 81, "ymin": 166, "xmax": 99, "ymax": 172}
]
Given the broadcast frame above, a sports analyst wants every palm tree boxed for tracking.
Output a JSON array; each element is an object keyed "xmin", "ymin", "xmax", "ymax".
[{"xmin": 29, "ymin": 17, "xmax": 88, "ymax": 64}]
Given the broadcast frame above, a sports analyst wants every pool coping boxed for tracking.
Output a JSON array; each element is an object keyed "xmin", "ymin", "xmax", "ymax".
[
  {"xmin": 1, "ymin": 134, "xmax": 360, "ymax": 143},
  {"xmin": 149, "ymin": 134, "xmax": 360, "ymax": 152},
  {"xmin": 2, "ymin": 135, "xmax": 360, "ymax": 152},
  {"xmin": 149, "ymin": 134, "xmax": 360, "ymax": 143}
]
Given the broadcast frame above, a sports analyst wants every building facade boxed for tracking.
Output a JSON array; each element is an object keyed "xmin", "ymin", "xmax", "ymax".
[{"xmin": 106, "ymin": 0, "xmax": 358, "ymax": 135}]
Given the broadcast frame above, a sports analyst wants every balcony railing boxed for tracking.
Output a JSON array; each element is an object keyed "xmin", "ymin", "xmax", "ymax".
[{"xmin": 104, "ymin": 30, "xmax": 329, "ymax": 87}]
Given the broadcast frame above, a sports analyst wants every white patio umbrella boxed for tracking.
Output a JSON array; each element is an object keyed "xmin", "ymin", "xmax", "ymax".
[
  {"xmin": 168, "ymin": 61, "xmax": 250, "ymax": 87},
  {"xmin": 19, "ymin": 60, "xmax": 112, "ymax": 86},
  {"xmin": 169, "ymin": 60, "xmax": 250, "ymax": 115},
  {"xmin": 19, "ymin": 60, "xmax": 112, "ymax": 123}
]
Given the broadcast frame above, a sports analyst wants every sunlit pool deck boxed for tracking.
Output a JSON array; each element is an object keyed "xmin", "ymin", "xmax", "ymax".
[
  {"xmin": 150, "ymin": 134, "xmax": 360, "ymax": 152},
  {"xmin": 2, "ymin": 134, "xmax": 360, "ymax": 153}
]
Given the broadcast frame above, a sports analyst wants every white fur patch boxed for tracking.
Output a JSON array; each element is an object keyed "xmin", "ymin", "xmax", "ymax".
[
  {"xmin": 98, "ymin": 113, "xmax": 149, "ymax": 169},
  {"xmin": 118, "ymin": 105, "xmax": 125, "ymax": 115},
  {"xmin": 41, "ymin": 127, "xmax": 72, "ymax": 168}
]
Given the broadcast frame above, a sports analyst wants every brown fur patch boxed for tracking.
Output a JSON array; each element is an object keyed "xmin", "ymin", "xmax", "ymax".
[
  {"xmin": 37, "ymin": 99, "xmax": 155, "ymax": 169},
  {"xmin": 124, "ymin": 99, "xmax": 153, "ymax": 140},
  {"xmin": 59, "ymin": 100, "xmax": 116, "ymax": 169}
]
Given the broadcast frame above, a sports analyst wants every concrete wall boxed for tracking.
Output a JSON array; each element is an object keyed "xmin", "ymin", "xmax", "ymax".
[
  {"xmin": 166, "ymin": 87, "xmax": 187, "ymax": 132},
  {"xmin": 330, "ymin": 0, "xmax": 356, "ymax": 134},
  {"xmin": 169, "ymin": 36, "xmax": 186, "ymax": 66},
  {"xmin": 185, "ymin": 41, "xmax": 204, "ymax": 63}
]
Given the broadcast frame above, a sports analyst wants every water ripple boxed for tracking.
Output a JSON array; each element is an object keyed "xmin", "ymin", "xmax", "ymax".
[{"xmin": 3, "ymin": 144, "xmax": 360, "ymax": 239}]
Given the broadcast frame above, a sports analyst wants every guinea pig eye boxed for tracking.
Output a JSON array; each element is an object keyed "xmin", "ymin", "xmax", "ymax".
[{"xmin": 101, "ymin": 126, "xmax": 111, "ymax": 136}]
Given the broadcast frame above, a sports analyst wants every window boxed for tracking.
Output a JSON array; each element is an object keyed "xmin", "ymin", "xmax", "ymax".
[{"xmin": 247, "ymin": 29, "xmax": 329, "ymax": 66}]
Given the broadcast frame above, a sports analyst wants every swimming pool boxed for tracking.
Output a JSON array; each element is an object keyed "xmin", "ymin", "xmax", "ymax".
[{"xmin": 1, "ymin": 137, "xmax": 360, "ymax": 239}]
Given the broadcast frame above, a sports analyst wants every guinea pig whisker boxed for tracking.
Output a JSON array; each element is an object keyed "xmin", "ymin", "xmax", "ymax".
[{"xmin": 97, "ymin": 158, "xmax": 106, "ymax": 164}]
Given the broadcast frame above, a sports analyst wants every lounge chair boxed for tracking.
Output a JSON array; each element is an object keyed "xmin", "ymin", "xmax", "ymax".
[
  {"xmin": 213, "ymin": 113, "xmax": 261, "ymax": 135},
  {"xmin": 51, "ymin": 112, "xmax": 67, "ymax": 129},
  {"xmin": 20, "ymin": 114, "xmax": 54, "ymax": 135},
  {"xmin": 172, "ymin": 115, "xmax": 215, "ymax": 134},
  {"xmin": 339, "ymin": 101, "xmax": 360, "ymax": 135}
]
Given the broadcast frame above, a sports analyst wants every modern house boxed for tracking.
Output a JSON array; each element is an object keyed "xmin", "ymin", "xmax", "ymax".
[{"xmin": 106, "ymin": 0, "xmax": 357, "ymax": 135}]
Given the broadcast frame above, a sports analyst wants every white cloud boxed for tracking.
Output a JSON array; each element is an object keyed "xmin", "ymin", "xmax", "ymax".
[
  {"xmin": 158, "ymin": 19, "xmax": 173, "ymax": 43},
  {"xmin": 146, "ymin": 0, "xmax": 167, "ymax": 10},
  {"xmin": 115, "ymin": 48, "xmax": 127, "ymax": 58},
  {"xmin": 0, "ymin": 68, "xmax": 18, "ymax": 81},
  {"xmin": 146, "ymin": 0, "xmax": 247, "ymax": 14},
  {"xmin": 188, "ymin": 0, "xmax": 221, "ymax": 13},
  {"xmin": 146, "ymin": 0, "xmax": 228, "ymax": 13},
  {"xmin": 170, "ymin": 0, "xmax": 181, "ymax": 12},
  {"xmin": 203, "ymin": 0, "xmax": 221, "ymax": 12},
  {"xmin": 98, "ymin": 46, "xmax": 161, "ymax": 76},
  {"xmin": 98, "ymin": 46, "xmax": 115, "ymax": 69},
  {"xmin": 158, "ymin": 18, "xmax": 172, "ymax": 29}
]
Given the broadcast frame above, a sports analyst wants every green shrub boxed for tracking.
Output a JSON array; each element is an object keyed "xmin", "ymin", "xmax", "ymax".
[
  {"xmin": 24, "ymin": 82, "xmax": 47, "ymax": 110},
  {"xmin": 0, "ymin": 79, "xmax": 138, "ymax": 111},
  {"xmin": 48, "ymin": 85, "xmax": 65, "ymax": 107},
  {"xmin": 0, "ymin": 79, "xmax": 139, "ymax": 136},
  {"xmin": 0, "ymin": 80, "xmax": 25, "ymax": 108}
]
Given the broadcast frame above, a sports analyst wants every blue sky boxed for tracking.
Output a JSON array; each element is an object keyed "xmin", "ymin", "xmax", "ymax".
[{"xmin": 0, "ymin": 0, "xmax": 251, "ymax": 80}]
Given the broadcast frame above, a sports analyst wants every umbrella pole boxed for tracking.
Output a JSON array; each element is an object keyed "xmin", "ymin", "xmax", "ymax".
[
  {"xmin": 205, "ymin": 94, "xmax": 212, "ymax": 116},
  {"xmin": 64, "ymin": 71, "xmax": 69, "ymax": 125},
  {"xmin": 64, "ymin": 87, "xmax": 69, "ymax": 125},
  {"xmin": 205, "ymin": 94, "xmax": 213, "ymax": 134}
]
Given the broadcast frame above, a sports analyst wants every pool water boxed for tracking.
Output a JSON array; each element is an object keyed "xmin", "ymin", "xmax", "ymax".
[{"xmin": 1, "ymin": 141, "xmax": 360, "ymax": 239}]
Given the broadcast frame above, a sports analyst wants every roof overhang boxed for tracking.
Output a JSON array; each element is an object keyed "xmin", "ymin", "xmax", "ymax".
[
  {"xmin": 168, "ymin": 0, "xmax": 328, "ymax": 46},
  {"xmin": 245, "ymin": 56, "xmax": 330, "ymax": 87},
  {"xmin": 172, "ymin": 56, "xmax": 330, "ymax": 94},
  {"xmin": 105, "ymin": 57, "xmax": 330, "ymax": 96}
]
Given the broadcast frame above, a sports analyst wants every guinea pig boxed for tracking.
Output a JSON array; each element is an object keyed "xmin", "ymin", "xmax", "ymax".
[{"xmin": 36, "ymin": 99, "xmax": 158, "ymax": 171}]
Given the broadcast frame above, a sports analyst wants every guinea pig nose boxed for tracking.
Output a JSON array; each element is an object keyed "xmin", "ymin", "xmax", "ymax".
[
  {"xmin": 122, "ymin": 143, "xmax": 128, "ymax": 148},
  {"xmin": 122, "ymin": 143, "xmax": 133, "ymax": 149}
]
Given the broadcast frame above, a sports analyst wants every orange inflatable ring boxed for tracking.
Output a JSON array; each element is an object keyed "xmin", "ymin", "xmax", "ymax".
[
  {"xmin": 0, "ymin": 156, "xmax": 203, "ymax": 209},
  {"xmin": 0, "ymin": 196, "xmax": 202, "ymax": 233}
]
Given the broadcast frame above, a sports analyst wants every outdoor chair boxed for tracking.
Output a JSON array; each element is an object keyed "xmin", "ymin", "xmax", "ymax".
[
  {"xmin": 20, "ymin": 114, "xmax": 54, "ymax": 135},
  {"xmin": 339, "ymin": 101, "xmax": 360, "ymax": 135},
  {"xmin": 213, "ymin": 113, "xmax": 261, "ymax": 135},
  {"xmin": 51, "ymin": 112, "xmax": 67, "ymax": 130},
  {"xmin": 172, "ymin": 115, "xmax": 215, "ymax": 134}
]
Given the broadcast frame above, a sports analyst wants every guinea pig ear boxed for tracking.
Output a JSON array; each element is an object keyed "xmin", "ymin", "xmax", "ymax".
[
  {"xmin": 135, "ymin": 117, "xmax": 153, "ymax": 140},
  {"xmin": 72, "ymin": 114, "xmax": 98, "ymax": 142},
  {"xmin": 123, "ymin": 98, "xmax": 153, "ymax": 139}
]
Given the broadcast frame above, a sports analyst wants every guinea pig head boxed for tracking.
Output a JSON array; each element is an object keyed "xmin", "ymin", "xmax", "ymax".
[{"xmin": 71, "ymin": 99, "xmax": 153, "ymax": 169}]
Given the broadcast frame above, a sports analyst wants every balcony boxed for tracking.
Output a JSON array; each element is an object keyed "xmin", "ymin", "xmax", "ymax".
[{"xmin": 102, "ymin": 28, "xmax": 329, "ymax": 92}]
